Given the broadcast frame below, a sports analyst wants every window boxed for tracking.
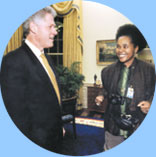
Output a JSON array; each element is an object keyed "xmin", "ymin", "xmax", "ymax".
[{"xmin": 44, "ymin": 16, "xmax": 63, "ymax": 66}]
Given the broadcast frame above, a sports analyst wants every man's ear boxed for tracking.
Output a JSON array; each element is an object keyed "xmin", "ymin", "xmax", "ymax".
[{"xmin": 29, "ymin": 21, "xmax": 37, "ymax": 34}]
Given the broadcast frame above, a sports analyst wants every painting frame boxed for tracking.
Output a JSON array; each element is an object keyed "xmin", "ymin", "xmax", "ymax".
[{"xmin": 96, "ymin": 40, "xmax": 118, "ymax": 65}]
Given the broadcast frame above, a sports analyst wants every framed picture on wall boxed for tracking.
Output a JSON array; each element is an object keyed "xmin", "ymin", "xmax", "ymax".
[{"xmin": 96, "ymin": 40, "xmax": 118, "ymax": 65}]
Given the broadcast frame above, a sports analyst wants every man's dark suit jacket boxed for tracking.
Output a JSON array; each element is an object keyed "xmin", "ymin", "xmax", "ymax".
[{"xmin": 0, "ymin": 42, "xmax": 63, "ymax": 152}]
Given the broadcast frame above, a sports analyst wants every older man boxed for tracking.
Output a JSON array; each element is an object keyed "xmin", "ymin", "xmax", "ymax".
[{"xmin": 1, "ymin": 6, "xmax": 64, "ymax": 153}]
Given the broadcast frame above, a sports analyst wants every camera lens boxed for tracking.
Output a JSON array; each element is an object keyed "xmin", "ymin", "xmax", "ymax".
[{"xmin": 110, "ymin": 94, "xmax": 122, "ymax": 105}]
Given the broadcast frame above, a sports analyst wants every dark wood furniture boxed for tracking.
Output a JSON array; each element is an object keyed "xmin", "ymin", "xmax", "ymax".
[{"xmin": 87, "ymin": 85, "xmax": 107, "ymax": 113}]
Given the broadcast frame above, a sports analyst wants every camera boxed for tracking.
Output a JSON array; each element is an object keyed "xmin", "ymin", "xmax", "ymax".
[
  {"xmin": 109, "ymin": 94, "xmax": 123, "ymax": 106},
  {"xmin": 109, "ymin": 94, "xmax": 139, "ymax": 130},
  {"xmin": 115, "ymin": 114, "xmax": 139, "ymax": 130}
]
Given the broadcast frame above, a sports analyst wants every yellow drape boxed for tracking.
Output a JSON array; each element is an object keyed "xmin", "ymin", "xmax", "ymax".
[
  {"xmin": 53, "ymin": 0, "xmax": 83, "ymax": 104},
  {"xmin": 52, "ymin": 1, "xmax": 73, "ymax": 14},
  {"xmin": 52, "ymin": 0, "xmax": 83, "ymax": 72},
  {"xmin": 4, "ymin": 25, "xmax": 23, "ymax": 55}
]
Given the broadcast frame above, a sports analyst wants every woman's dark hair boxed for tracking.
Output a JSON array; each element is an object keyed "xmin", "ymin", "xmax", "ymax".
[{"xmin": 116, "ymin": 24, "xmax": 148, "ymax": 52}]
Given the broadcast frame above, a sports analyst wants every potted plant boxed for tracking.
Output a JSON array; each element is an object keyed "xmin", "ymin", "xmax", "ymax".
[{"xmin": 55, "ymin": 61, "xmax": 85, "ymax": 101}]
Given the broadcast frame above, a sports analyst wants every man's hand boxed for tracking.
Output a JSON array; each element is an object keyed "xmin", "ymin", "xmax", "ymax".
[
  {"xmin": 137, "ymin": 101, "xmax": 151, "ymax": 114},
  {"xmin": 95, "ymin": 95, "xmax": 104, "ymax": 106}
]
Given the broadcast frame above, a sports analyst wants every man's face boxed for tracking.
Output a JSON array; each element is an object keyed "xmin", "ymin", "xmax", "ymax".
[
  {"xmin": 116, "ymin": 36, "xmax": 138, "ymax": 67},
  {"xmin": 35, "ymin": 13, "xmax": 57, "ymax": 50}
]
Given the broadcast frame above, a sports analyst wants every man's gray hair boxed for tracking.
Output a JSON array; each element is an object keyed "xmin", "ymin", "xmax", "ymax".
[{"xmin": 23, "ymin": 6, "xmax": 57, "ymax": 37}]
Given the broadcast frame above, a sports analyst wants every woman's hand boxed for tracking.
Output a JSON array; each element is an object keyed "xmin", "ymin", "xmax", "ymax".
[
  {"xmin": 137, "ymin": 101, "xmax": 151, "ymax": 114},
  {"xmin": 95, "ymin": 95, "xmax": 104, "ymax": 106}
]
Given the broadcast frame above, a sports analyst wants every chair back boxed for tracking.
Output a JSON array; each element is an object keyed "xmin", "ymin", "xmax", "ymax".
[{"xmin": 61, "ymin": 96, "xmax": 77, "ymax": 139}]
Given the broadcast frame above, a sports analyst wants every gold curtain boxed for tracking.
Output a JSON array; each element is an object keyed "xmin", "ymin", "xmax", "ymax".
[
  {"xmin": 53, "ymin": 0, "xmax": 83, "ymax": 103},
  {"xmin": 4, "ymin": 25, "xmax": 23, "ymax": 55},
  {"xmin": 52, "ymin": 0, "xmax": 83, "ymax": 72},
  {"xmin": 52, "ymin": 1, "xmax": 73, "ymax": 14}
]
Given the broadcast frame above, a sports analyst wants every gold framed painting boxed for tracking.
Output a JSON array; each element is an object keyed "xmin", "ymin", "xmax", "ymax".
[{"xmin": 96, "ymin": 40, "xmax": 118, "ymax": 65}]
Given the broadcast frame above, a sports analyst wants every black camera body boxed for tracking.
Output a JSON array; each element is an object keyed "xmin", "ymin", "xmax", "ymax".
[
  {"xmin": 115, "ymin": 114, "xmax": 139, "ymax": 130},
  {"xmin": 109, "ymin": 94, "xmax": 139, "ymax": 130},
  {"xmin": 108, "ymin": 94, "xmax": 123, "ymax": 106}
]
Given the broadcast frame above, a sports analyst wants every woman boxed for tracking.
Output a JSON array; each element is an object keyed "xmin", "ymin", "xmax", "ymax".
[{"xmin": 95, "ymin": 24, "xmax": 155, "ymax": 150}]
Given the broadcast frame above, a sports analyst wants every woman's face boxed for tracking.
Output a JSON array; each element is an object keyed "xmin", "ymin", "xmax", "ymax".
[{"xmin": 116, "ymin": 36, "xmax": 138, "ymax": 67}]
